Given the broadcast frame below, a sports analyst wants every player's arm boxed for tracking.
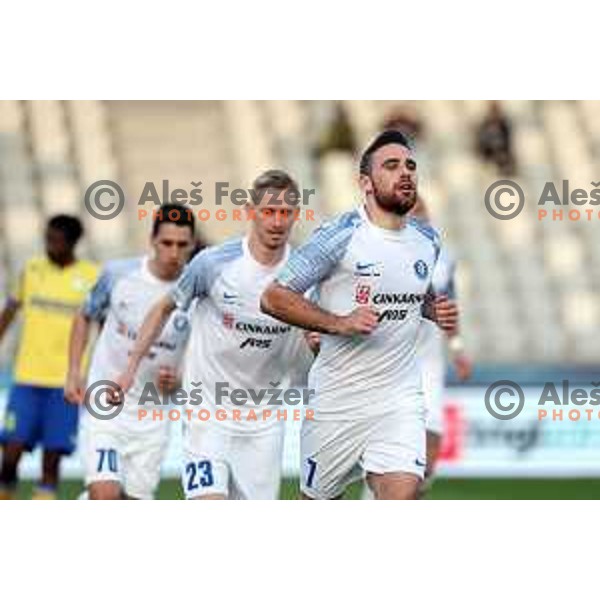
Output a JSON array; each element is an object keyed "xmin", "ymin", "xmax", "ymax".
[
  {"xmin": 112, "ymin": 295, "xmax": 177, "ymax": 398},
  {"xmin": 428, "ymin": 254, "xmax": 472, "ymax": 380},
  {"xmin": 0, "ymin": 298, "xmax": 20, "ymax": 342},
  {"xmin": 262, "ymin": 284, "xmax": 377, "ymax": 335},
  {"xmin": 65, "ymin": 311, "xmax": 93, "ymax": 404},
  {"xmin": 447, "ymin": 332, "xmax": 473, "ymax": 381},
  {"xmin": 428, "ymin": 296, "xmax": 471, "ymax": 379},
  {"xmin": 0, "ymin": 268, "xmax": 24, "ymax": 342},
  {"xmin": 440, "ymin": 267, "xmax": 472, "ymax": 381},
  {"xmin": 66, "ymin": 266, "xmax": 113, "ymax": 404},
  {"xmin": 261, "ymin": 220, "xmax": 378, "ymax": 336},
  {"xmin": 112, "ymin": 251, "xmax": 210, "ymax": 400},
  {"xmin": 422, "ymin": 242, "xmax": 459, "ymax": 335},
  {"xmin": 429, "ymin": 293, "xmax": 459, "ymax": 335}
]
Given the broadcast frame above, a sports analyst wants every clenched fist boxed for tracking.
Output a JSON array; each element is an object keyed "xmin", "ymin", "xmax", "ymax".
[
  {"xmin": 337, "ymin": 306, "xmax": 379, "ymax": 336},
  {"xmin": 432, "ymin": 294, "xmax": 459, "ymax": 336}
]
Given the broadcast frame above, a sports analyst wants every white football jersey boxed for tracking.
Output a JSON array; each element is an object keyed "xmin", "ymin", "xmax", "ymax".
[
  {"xmin": 82, "ymin": 256, "xmax": 191, "ymax": 425},
  {"xmin": 277, "ymin": 204, "xmax": 442, "ymax": 419},
  {"xmin": 171, "ymin": 237, "xmax": 313, "ymax": 434}
]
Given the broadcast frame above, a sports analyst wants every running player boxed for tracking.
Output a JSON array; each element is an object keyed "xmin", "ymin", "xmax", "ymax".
[
  {"xmin": 65, "ymin": 205, "xmax": 195, "ymax": 499},
  {"xmin": 111, "ymin": 170, "xmax": 314, "ymax": 500},
  {"xmin": 261, "ymin": 130, "xmax": 458, "ymax": 500},
  {"xmin": 412, "ymin": 197, "xmax": 472, "ymax": 489},
  {"xmin": 0, "ymin": 215, "xmax": 97, "ymax": 500}
]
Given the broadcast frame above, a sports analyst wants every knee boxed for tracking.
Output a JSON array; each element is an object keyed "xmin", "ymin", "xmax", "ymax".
[
  {"xmin": 369, "ymin": 474, "xmax": 420, "ymax": 500},
  {"xmin": 88, "ymin": 484, "xmax": 122, "ymax": 500},
  {"xmin": 383, "ymin": 484, "xmax": 419, "ymax": 500}
]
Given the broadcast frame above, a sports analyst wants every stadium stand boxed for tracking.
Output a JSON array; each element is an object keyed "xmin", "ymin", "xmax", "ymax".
[{"xmin": 0, "ymin": 100, "xmax": 598, "ymax": 369}]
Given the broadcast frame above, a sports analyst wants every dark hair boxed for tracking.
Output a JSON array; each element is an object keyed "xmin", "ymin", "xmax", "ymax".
[
  {"xmin": 152, "ymin": 204, "xmax": 195, "ymax": 237},
  {"xmin": 47, "ymin": 214, "xmax": 84, "ymax": 246},
  {"xmin": 359, "ymin": 129, "xmax": 414, "ymax": 176},
  {"xmin": 252, "ymin": 169, "xmax": 300, "ymax": 200}
]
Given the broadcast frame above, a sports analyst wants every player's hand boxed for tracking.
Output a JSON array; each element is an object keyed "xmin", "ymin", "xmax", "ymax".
[
  {"xmin": 108, "ymin": 371, "xmax": 134, "ymax": 404},
  {"xmin": 432, "ymin": 295, "xmax": 459, "ymax": 335},
  {"xmin": 337, "ymin": 306, "xmax": 379, "ymax": 336},
  {"xmin": 453, "ymin": 352, "xmax": 473, "ymax": 381},
  {"xmin": 157, "ymin": 366, "xmax": 180, "ymax": 393},
  {"xmin": 65, "ymin": 371, "xmax": 85, "ymax": 405},
  {"xmin": 304, "ymin": 331, "xmax": 321, "ymax": 354}
]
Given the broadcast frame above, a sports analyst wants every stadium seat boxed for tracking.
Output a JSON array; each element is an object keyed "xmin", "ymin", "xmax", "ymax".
[
  {"xmin": 28, "ymin": 100, "xmax": 70, "ymax": 164},
  {"xmin": 0, "ymin": 100, "xmax": 24, "ymax": 133}
]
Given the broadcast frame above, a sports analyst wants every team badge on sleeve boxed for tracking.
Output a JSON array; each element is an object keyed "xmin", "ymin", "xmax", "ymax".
[
  {"xmin": 414, "ymin": 259, "xmax": 428, "ymax": 280},
  {"xmin": 173, "ymin": 314, "xmax": 190, "ymax": 332}
]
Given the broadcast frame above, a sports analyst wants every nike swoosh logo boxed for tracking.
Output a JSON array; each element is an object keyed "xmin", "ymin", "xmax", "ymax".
[
  {"xmin": 356, "ymin": 262, "xmax": 375, "ymax": 270},
  {"xmin": 223, "ymin": 293, "xmax": 237, "ymax": 299},
  {"xmin": 415, "ymin": 459, "xmax": 426, "ymax": 467}
]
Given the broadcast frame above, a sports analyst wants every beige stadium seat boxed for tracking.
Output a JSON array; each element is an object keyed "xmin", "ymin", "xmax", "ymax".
[
  {"xmin": 503, "ymin": 100, "xmax": 536, "ymax": 123},
  {"xmin": 68, "ymin": 101, "xmax": 117, "ymax": 184},
  {"xmin": 491, "ymin": 212, "xmax": 535, "ymax": 250},
  {"xmin": 462, "ymin": 100, "xmax": 488, "ymax": 125},
  {"xmin": 28, "ymin": 100, "xmax": 70, "ymax": 163},
  {"xmin": 86, "ymin": 216, "xmax": 128, "ymax": 260},
  {"xmin": 1, "ymin": 172, "xmax": 36, "ymax": 206},
  {"xmin": 578, "ymin": 100, "xmax": 600, "ymax": 144},
  {"xmin": 266, "ymin": 101, "xmax": 305, "ymax": 139},
  {"xmin": 425, "ymin": 101, "xmax": 461, "ymax": 138},
  {"xmin": 4, "ymin": 205, "xmax": 44, "ymax": 256},
  {"xmin": 421, "ymin": 179, "xmax": 446, "ymax": 220},
  {"xmin": 223, "ymin": 101, "xmax": 274, "ymax": 188},
  {"xmin": 264, "ymin": 100, "xmax": 317, "ymax": 205},
  {"xmin": 454, "ymin": 262, "xmax": 472, "ymax": 300},
  {"xmin": 0, "ymin": 101, "xmax": 24, "ymax": 133},
  {"xmin": 562, "ymin": 291, "xmax": 598, "ymax": 333},
  {"xmin": 343, "ymin": 101, "xmax": 379, "ymax": 147},
  {"xmin": 441, "ymin": 156, "xmax": 479, "ymax": 197},
  {"xmin": 41, "ymin": 177, "xmax": 81, "ymax": 214},
  {"xmin": 318, "ymin": 152, "xmax": 359, "ymax": 215},
  {"xmin": 514, "ymin": 127, "xmax": 549, "ymax": 166},
  {"xmin": 544, "ymin": 233, "xmax": 583, "ymax": 278},
  {"xmin": 541, "ymin": 102, "xmax": 590, "ymax": 180},
  {"xmin": 108, "ymin": 100, "xmax": 241, "ymax": 248}
]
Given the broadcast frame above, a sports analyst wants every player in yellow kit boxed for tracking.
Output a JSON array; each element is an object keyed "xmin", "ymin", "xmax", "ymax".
[{"xmin": 0, "ymin": 215, "xmax": 97, "ymax": 499}]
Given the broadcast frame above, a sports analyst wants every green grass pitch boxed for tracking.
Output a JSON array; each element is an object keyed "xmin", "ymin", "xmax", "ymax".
[{"xmin": 11, "ymin": 478, "xmax": 600, "ymax": 499}]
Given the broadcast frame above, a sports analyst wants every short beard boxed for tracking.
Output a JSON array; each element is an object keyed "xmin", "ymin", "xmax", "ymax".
[
  {"xmin": 373, "ymin": 190, "xmax": 417, "ymax": 217},
  {"xmin": 260, "ymin": 231, "xmax": 288, "ymax": 251}
]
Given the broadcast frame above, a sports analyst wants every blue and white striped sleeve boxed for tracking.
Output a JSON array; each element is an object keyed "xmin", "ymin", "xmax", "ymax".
[
  {"xmin": 277, "ymin": 211, "xmax": 360, "ymax": 294},
  {"xmin": 430, "ymin": 246, "xmax": 456, "ymax": 298},
  {"xmin": 170, "ymin": 253, "xmax": 211, "ymax": 311},
  {"xmin": 81, "ymin": 258, "xmax": 140, "ymax": 321},
  {"xmin": 82, "ymin": 268, "xmax": 114, "ymax": 322},
  {"xmin": 170, "ymin": 239, "xmax": 243, "ymax": 310}
]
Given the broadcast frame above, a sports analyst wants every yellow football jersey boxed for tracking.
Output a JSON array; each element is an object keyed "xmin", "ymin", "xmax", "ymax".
[{"xmin": 11, "ymin": 257, "xmax": 99, "ymax": 387}]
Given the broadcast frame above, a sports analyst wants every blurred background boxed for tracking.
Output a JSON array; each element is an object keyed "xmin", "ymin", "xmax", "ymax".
[{"xmin": 1, "ymin": 100, "xmax": 600, "ymax": 498}]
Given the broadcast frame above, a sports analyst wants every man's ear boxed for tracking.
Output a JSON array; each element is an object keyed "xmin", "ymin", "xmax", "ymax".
[{"xmin": 358, "ymin": 173, "xmax": 373, "ymax": 196}]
